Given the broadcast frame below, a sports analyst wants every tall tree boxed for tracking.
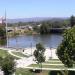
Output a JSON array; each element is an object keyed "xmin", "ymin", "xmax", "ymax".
[
  {"xmin": 57, "ymin": 27, "xmax": 75, "ymax": 75},
  {"xmin": 70, "ymin": 15, "xmax": 75, "ymax": 27},
  {"xmin": 40, "ymin": 22, "xmax": 50, "ymax": 34},
  {"xmin": 34, "ymin": 43, "xmax": 45, "ymax": 71},
  {"xmin": 57, "ymin": 27, "xmax": 75, "ymax": 68}
]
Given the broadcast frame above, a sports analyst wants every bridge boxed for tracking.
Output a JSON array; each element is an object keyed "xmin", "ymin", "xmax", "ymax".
[{"xmin": 50, "ymin": 27, "xmax": 71, "ymax": 33}]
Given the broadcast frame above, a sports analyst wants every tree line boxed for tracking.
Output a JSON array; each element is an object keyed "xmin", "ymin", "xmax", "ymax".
[
  {"xmin": 39, "ymin": 15, "xmax": 75, "ymax": 34},
  {"xmin": 7, "ymin": 15, "xmax": 75, "ymax": 35}
]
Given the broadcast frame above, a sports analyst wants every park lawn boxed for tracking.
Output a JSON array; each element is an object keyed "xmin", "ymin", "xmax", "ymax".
[
  {"xmin": 15, "ymin": 68, "xmax": 75, "ymax": 75},
  {"xmin": 48, "ymin": 59, "xmax": 61, "ymax": 62},
  {"xmin": 16, "ymin": 68, "xmax": 75, "ymax": 75},
  {"xmin": 43, "ymin": 59, "xmax": 63, "ymax": 64},
  {"xmin": 15, "ymin": 68, "xmax": 33, "ymax": 75},
  {"xmin": 29, "ymin": 64, "xmax": 66, "ymax": 68},
  {"xmin": 0, "ymin": 49, "xmax": 9, "ymax": 58},
  {"xmin": 12, "ymin": 51, "xmax": 30, "ymax": 57},
  {"xmin": 15, "ymin": 68, "xmax": 49, "ymax": 75},
  {"xmin": 0, "ymin": 49, "xmax": 19, "ymax": 59},
  {"xmin": 44, "ymin": 61, "xmax": 63, "ymax": 64}
]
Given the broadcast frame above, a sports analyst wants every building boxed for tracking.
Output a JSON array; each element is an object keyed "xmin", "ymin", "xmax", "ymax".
[
  {"xmin": 0, "ymin": 17, "xmax": 5, "ymax": 24},
  {"xmin": 0, "ymin": 17, "xmax": 3, "ymax": 24},
  {"xmin": 0, "ymin": 69, "xmax": 4, "ymax": 75}
]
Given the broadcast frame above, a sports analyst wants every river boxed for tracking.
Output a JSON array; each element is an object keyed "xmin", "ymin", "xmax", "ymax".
[{"xmin": 7, "ymin": 34, "xmax": 63, "ymax": 48}]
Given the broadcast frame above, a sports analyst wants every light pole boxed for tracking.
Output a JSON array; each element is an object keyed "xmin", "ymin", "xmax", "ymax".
[
  {"xmin": 30, "ymin": 36, "xmax": 33, "ymax": 56},
  {"xmin": 50, "ymin": 47, "xmax": 52, "ymax": 59},
  {"xmin": 31, "ymin": 41, "xmax": 33, "ymax": 56},
  {"xmin": 16, "ymin": 36, "xmax": 18, "ymax": 51},
  {"xmin": 5, "ymin": 11, "xmax": 8, "ymax": 48}
]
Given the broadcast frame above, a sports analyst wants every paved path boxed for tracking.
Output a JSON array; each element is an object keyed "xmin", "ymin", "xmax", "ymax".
[
  {"xmin": 8, "ymin": 50, "xmax": 35, "ymax": 68},
  {"xmin": 8, "ymin": 50, "xmax": 23, "ymax": 59},
  {"xmin": 1, "ymin": 47, "xmax": 75, "ymax": 71},
  {"xmin": 40, "ymin": 63, "xmax": 64, "ymax": 66},
  {"xmin": 0, "ymin": 47, "xmax": 12, "ymax": 51},
  {"xmin": 25, "ymin": 67, "xmax": 75, "ymax": 71},
  {"xmin": 0, "ymin": 47, "xmax": 35, "ymax": 67},
  {"xmin": 0, "ymin": 47, "xmax": 75, "ymax": 71},
  {"xmin": 16, "ymin": 56, "xmax": 34, "ymax": 68},
  {"xmin": 48, "ymin": 61, "xmax": 61, "ymax": 62},
  {"xmin": 0, "ymin": 47, "xmax": 64, "ymax": 68}
]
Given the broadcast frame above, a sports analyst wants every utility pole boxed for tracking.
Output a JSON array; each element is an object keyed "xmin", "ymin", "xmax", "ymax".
[{"xmin": 5, "ymin": 10, "xmax": 8, "ymax": 48}]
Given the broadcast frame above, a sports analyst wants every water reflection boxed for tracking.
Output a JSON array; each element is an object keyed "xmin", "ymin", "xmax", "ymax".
[{"xmin": 7, "ymin": 34, "xmax": 63, "ymax": 48}]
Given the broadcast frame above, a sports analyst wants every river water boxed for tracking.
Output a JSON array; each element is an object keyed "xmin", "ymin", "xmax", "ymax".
[{"xmin": 7, "ymin": 34, "xmax": 63, "ymax": 48}]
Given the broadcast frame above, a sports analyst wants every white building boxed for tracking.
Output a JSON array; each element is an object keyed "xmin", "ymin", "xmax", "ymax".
[
  {"xmin": 0, "ymin": 69, "xmax": 4, "ymax": 75},
  {"xmin": 0, "ymin": 17, "xmax": 3, "ymax": 24},
  {"xmin": 0, "ymin": 17, "xmax": 5, "ymax": 24}
]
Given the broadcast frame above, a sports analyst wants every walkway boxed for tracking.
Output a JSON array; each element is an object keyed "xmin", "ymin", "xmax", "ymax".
[
  {"xmin": 16, "ymin": 56, "xmax": 34, "ymax": 68},
  {"xmin": 0, "ymin": 47, "xmax": 75, "ymax": 71},
  {"xmin": 0, "ymin": 47, "xmax": 35, "ymax": 67},
  {"xmin": 8, "ymin": 50, "xmax": 23, "ymax": 59},
  {"xmin": 25, "ymin": 67, "xmax": 75, "ymax": 71}
]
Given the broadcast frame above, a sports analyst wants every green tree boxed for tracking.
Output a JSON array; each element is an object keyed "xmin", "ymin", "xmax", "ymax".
[
  {"xmin": 0, "ymin": 28, "xmax": 6, "ymax": 38},
  {"xmin": 34, "ymin": 43, "xmax": 45, "ymax": 71},
  {"xmin": 57, "ymin": 27, "xmax": 75, "ymax": 67},
  {"xmin": 70, "ymin": 15, "xmax": 75, "ymax": 27},
  {"xmin": 33, "ymin": 25, "xmax": 40, "ymax": 33},
  {"xmin": 52, "ymin": 21, "xmax": 62, "ymax": 28},
  {"xmin": 0, "ymin": 26, "xmax": 6, "ymax": 45},
  {"xmin": 57, "ymin": 27, "xmax": 75, "ymax": 75},
  {"xmin": 1, "ymin": 55, "xmax": 15, "ymax": 75},
  {"xmin": 40, "ymin": 22, "xmax": 50, "ymax": 34}
]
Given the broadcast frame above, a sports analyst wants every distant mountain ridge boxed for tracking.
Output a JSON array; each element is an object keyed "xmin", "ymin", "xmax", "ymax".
[{"xmin": 7, "ymin": 17, "xmax": 68, "ymax": 23}]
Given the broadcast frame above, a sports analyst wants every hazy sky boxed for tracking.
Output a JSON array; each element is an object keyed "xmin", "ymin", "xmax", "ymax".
[{"xmin": 0, "ymin": 0, "xmax": 75, "ymax": 18}]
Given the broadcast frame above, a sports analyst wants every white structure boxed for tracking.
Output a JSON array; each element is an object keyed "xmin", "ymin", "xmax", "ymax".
[
  {"xmin": 37, "ymin": 24, "xmax": 42, "ymax": 27},
  {"xmin": 0, "ymin": 17, "xmax": 3, "ymax": 24},
  {"xmin": 0, "ymin": 69, "xmax": 4, "ymax": 75}
]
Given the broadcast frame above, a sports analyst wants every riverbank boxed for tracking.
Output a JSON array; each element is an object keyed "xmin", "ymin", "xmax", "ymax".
[
  {"xmin": 8, "ymin": 30, "xmax": 39, "ymax": 37},
  {"xmin": 0, "ymin": 47, "xmax": 58, "ymax": 68},
  {"xmin": 1, "ymin": 47, "xmax": 75, "ymax": 75},
  {"xmin": 0, "ymin": 47, "xmax": 58, "ymax": 60}
]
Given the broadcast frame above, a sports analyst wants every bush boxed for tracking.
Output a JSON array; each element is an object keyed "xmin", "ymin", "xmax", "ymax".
[
  {"xmin": 48, "ymin": 70, "xmax": 75, "ymax": 75},
  {"xmin": 49, "ymin": 71, "xmax": 62, "ymax": 75}
]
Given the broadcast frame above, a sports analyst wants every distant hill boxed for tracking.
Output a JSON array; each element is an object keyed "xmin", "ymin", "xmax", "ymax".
[{"xmin": 7, "ymin": 17, "xmax": 68, "ymax": 23}]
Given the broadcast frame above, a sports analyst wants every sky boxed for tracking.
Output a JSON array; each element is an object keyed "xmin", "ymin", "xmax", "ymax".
[{"xmin": 0, "ymin": 0, "xmax": 75, "ymax": 19}]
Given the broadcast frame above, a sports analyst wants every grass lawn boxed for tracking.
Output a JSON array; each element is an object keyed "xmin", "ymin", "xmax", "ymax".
[
  {"xmin": 44, "ymin": 61, "xmax": 62, "ymax": 64},
  {"xmin": 12, "ymin": 51, "xmax": 30, "ymax": 57},
  {"xmin": 29, "ymin": 64, "xmax": 66, "ymax": 68},
  {"xmin": 48, "ymin": 59, "xmax": 60, "ymax": 62},
  {"xmin": 0, "ymin": 49, "xmax": 19, "ymax": 59},
  {"xmin": 43, "ymin": 59, "xmax": 63, "ymax": 64},
  {"xmin": 15, "ymin": 68, "xmax": 49, "ymax": 75},
  {"xmin": 0, "ymin": 49, "xmax": 9, "ymax": 58},
  {"xmin": 15, "ymin": 68, "xmax": 75, "ymax": 75},
  {"xmin": 15, "ymin": 68, "xmax": 33, "ymax": 75}
]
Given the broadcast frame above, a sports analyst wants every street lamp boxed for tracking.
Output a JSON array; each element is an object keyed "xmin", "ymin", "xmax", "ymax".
[
  {"xmin": 5, "ymin": 11, "xmax": 8, "ymax": 48},
  {"xmin": 50, "ymin": 47, "xmax": 52, "ymax": 59},
  {"xmin": 31, "ymin": 42, "xmax": 32, "ymax": 56}
]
